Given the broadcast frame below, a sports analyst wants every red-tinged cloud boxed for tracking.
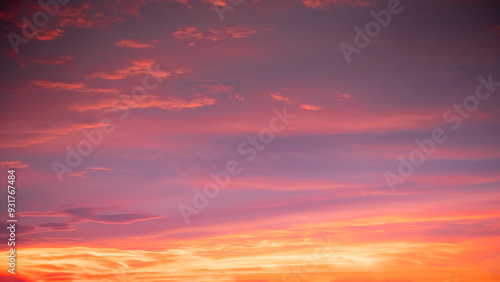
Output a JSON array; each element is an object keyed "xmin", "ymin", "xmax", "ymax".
[
  {"xmin": 68, "ymin": 171, "xmax": 87, "ymax": 178},
  {"xmin": 0, "ymin": 121, "xmax": 112, "ymax": 148},
  {"xmin": 120, "ymin": 96, "xmax": 217, "ymax": 111},
  {"xmin": 147, "ymin": 96, "xmax": 216, "ymax": 110},
  {"xmin": 70, "ymin": 95, "xmax": 216, "ymax": 112},
  {"xmin": 13, "ymin": 55, "xmax": 74, "ymax": 67},
  {"xmin": 89, "ymin": 59, "xmax": 189, "ymax": 80},
  {"xmin": 300, "ymin": 104, "xmax": 323, "ymax": 111},
  {"xmin": 33, "ymin": 28, "xmax": 64, "ymax": 41},
  {"xmin": 203, "ymin": 0, "xmax": 229, "ymax": 6},
  {"xmin": 0, "ymin": 3, "xmax": 19, "ymax": 24},
  {"xmin": 302, "ymin": 0, "xmax": 371, "ymax": 9},
  {"xmin": 0, "ymin": 275, "xmax": 30, "ymax": 282},
  {"xmin": 87, "ymin": 167, "xmax": 127, "ymax": 171},
  {"xmin": 32, "ymin": 79, "xmax": 119, "ymax": 93},
  {"xmin": 172, "ymin": 27, "xmax": 204, "ymax": 40},
  {"xmin": 172, "ymin": 26, "xmax": 258, "ymax": 41},
  {"xmin": 0, "ymin": 160, "xmax": 29, "ymax": 169},
  {"xmin": 115, "ymin": 39, "xmax": 155, "ymax": 48}
]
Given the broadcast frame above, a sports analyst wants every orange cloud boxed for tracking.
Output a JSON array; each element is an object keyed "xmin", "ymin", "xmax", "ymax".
[
  {"xmin": 57, "ymin": 3, "xmax": 123, "ymax": 29},
  {"xmin": 71, "ymin": 95, "xmax": 216, "ymax": 112},
  {"xmin": 33, "ymin": 80, "xmax": 85, "ymax": 91},
  {"xmin": 32, "ymin": 79, "xmax": 119, "ymax": 95},
  {"xmin": 0, "ymin": 160, "xmax": 29, "ymax": 169},
  {"xmin": 271, "ymin": 93, "xmax": 323, "ymax": 111},
  {"xmin": 172, "ymin": 27, "xmax": 208, "ymax": 40},
  {"xmin": 203, "ymin": 0, "xmax": 229, "ymax": 5},
  {"xmin": 89, "ymin": 59, "xmax": 189, "ymax": 80},
  {"xmin": 300, "ymin": 104, "xmax": 323, "ymax": 111},
  {"xmin": 115, "ymin": 39, "xmax": 155, "ymax": 48},
  {"xmin": 0, "ymin": 122, "xmax": 110, "ymax": 148},
  {"xmin": 270, "ymin": 93, "xmax": 292, "ymax": 104},
  {"xmin": 68, "ymin": 171, "xmax": 87, "ymax": 178},
  {"xmin": 33, "ymin": 28, "xmax": 65, "ymax": 41}
]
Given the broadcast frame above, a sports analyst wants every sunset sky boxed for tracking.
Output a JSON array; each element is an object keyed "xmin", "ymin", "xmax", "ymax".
[{"xmin": 1, "ymin": 0, "xmax": 500, "ymax": 281}]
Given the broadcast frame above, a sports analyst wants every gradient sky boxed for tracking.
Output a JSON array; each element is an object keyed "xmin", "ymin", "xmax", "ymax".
[{"xmin": 1, "ymin": 0, "xmax": 500, "ymax": 281}]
